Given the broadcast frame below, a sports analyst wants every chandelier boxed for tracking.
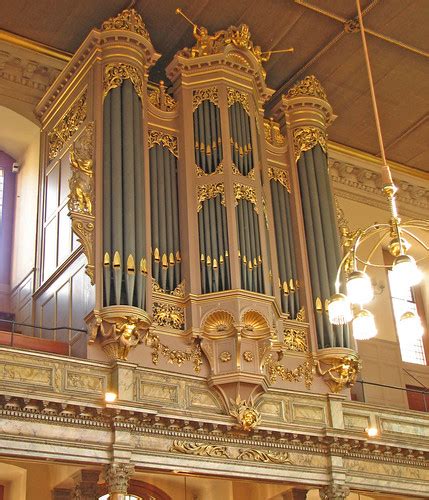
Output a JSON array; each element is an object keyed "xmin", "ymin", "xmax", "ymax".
[{"xmin": 327, "ymin": 0, "xmax": 429, "ymax": 342}]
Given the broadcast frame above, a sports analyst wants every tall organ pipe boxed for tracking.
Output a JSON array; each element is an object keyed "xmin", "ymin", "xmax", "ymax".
[{"xmin": 194, "ymin": 100, "xmax": 223, "ymax": 175}]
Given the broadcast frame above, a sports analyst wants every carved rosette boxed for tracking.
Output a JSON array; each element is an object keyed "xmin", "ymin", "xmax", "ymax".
[
  {"xmin": 103, "ymin": 463, "xmax": 134, "ymax": 495},
  {"xmin": 68, "ymin": 122, "xmax": 95, "ymax": 284},
  {"xmin": 316, "ymin": 349, "xmax": 362, "ymax": 393},
  {"xmin": 86, "ymin": 306, "xmax": 151, "ymax": 361}
]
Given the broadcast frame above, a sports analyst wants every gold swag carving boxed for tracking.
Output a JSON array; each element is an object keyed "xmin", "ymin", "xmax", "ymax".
[
  {"xmin": 101, "ymin": 8, "xmax": 151, "ymax": 42},
  {"xmin": 103, "ymin": 63, "xmax": 144, "ymax": 99},
  {"xmin": 148, "ymin": 129, "xmax": 178, "ymax": 158},
  {"xmin": 192, "ymin": 86, "xmax": 219, "ymax": 111},
  {"xmin": 227, "ymin": 87, "xmax": 250, "ymax": 114},
  {"xmin": 233, "ymin": 183, "xmax": 258, "ymax": 212},
  {"xmin": 293, "ymin": 126, "xmax": 327, "ymax": 161},
  {"xmin": 48, "ymin": 92, "xmax": 87, "ymax": 160},
  {"xmin": 286, "ymin": 75, "xmax": 328, "ymax": 101},
  {"xmin": 264, "ymin": 353, "xmax": 315, "ymax": 388},
  {"xmin": 197, "ymin": 183, "xmax": 225, "ymax": 212},
  {"xmin": 268, "ymin": 166, "xmax": 291, "ymax": 193}
]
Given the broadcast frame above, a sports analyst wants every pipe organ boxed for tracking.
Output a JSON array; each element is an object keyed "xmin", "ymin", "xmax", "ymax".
[{"xmin": 35, "ymin": 7, "xmax": 359, "ymax": 421}]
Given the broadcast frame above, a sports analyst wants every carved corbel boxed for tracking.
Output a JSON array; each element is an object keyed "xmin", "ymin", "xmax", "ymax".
[
  {"xmin": 316, "ymin": 349, "xmax": 361, "ymax": 393},
  {"xmin": 86, "ymin": 306, "xmax": 151, "ymax": 361},
  {"xmin": 68, "ymin": 122, "xmax": 95, "ymax": 284}
]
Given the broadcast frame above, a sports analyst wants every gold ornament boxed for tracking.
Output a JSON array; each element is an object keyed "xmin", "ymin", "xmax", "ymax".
[
  {"xmin": 229, "ymin": 397, "xmax": 262, "ymax": 431},
  {"xmin": 227, "ymin": 87, "xmax": 250, "ymax": 114},
  {"xmin": 283, "ymin": 328, "xmax": 308, "ymax": 352},
  {"xmin": 148, "ymin": 129, "xmax": 178, "ymax": 158},
  {"xmin": 103, "ymin": 63, "xmax": 143, "ymax": 99},
  {"xmin": 264, "ymin": 119, "xmax": 286, "ymax": 147},
  {"xmin": 192, "ymin": 86, "xmax": 219, "ymax": 110},
  {"xmin": 101, "ymin": 8, "xmax": 151, "ymax": 41},
  {"xmin": 233, "ymin": 183, "xmax": 258, "ymax": 212},
  {"xmin": 286, "ymin": 75, "xmax": 328, "ymax": 101},
  {"xmin": 268, "ymin": 166, "xmax": 291, "ymax": 193},
  {"xmin": 293, "ymin": 126, "xmax": 327, "ymax": 161},
  {"xmin": 316, "ymin": 353, "xmax": 362, "ymax": 393},
  {"xmin": 197, "ymin": 183, "xmax": 225, "ymax": 212},
  {"xmin": 152, "ymin": 302, "xmax": 185, "ymax": 330}
]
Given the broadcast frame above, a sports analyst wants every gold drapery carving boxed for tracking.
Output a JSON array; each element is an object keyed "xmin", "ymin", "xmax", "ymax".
[
  {"xmin": 48, "ymin": 92, "xmax": 87, "ymax": 160},
  {"xmin": 286, "ymin": 75, "xmax": 328, "ymax": 101},
  {"xmin": 197, "ymin": 183, "xmax": 225, "ymax": 212},
  {"xmin": 152, "ymin": 302, "xmax": 185, "ymax": 330},
  {"xmin": 268, "ymin": 166, "xmax": 291, "ymax": 192},
  {"xmin": 293, "ymin": 126, "xmax": 327, "ymax": 161},
  {"xmin": 283, "ymin": 328, "xmax": 308, "ymax": 352},
  {"xmin": 68, "ymin": 122, "xmax": 95, "ymax": 284},
  {"xmin": 103, "ymin": 63, "xmax": 144, "ymax": 99},
  {"xmin": 192, "ymin": 86, "xmax": 219, "ymax": 111},
  {"xmin": 170, "ymin": 440, "xmax": 291, "ymax": 464},
  {"xmin": 101, "ymin": 8, "xmax": 151, "ymax": 42},
  {"xmin": 227, "ymin": 87, "xmax": 250, "ymax": 114},
  {"xmin": 233, "ymin": 183, "xmax": 258, "ymax": 212},
  {"xmin": 264, "ymin": 119, "xmax": 286, "ymax": 146},
  {"xmin": 196, "ymin": 162, "xmax": 224, "ymax": 177},
  {"xmin": 148, "ymin": 129, "xmax": 178, "ymax": 158},
  {"xmin": 145, "ymin": 331, "xmax": 202, "ymax": 373}
]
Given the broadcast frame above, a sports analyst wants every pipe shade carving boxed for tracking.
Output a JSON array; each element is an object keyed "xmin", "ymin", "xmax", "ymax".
[
  {"xmin": 103, "ymin": 79, "xmax": 147, "ymax": 309},
  {"xmin": 297, "ymin": 145, "xmax": 349, "ymax": 348}
]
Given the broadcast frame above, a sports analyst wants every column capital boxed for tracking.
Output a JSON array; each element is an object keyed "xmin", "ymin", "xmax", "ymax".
[
  {"xmin": 319, "ymin": 484, "xmax": 350, "ymax": 500},
  {"xmin": 104, "ymin": 463, "xmax": 135, "ymax": 495}
]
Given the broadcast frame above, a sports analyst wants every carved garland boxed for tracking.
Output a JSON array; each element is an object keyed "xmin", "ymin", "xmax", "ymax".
[
  {"xmin": 233, "ymin": 183, "xmax": 258, "ymax": 212},
  {"xmin": 197, "ymin": 183, "xmax": 226, "ymax": 212},
  {"xmin": 103, "ymin": 63, "xmax": 144, "ymax": 99},
  {"xmin": 192, "ymin": 86, "xmax": 219, "ymax": 111},
  {"xmin": 227, "ymin": 88, "xmax": 250, "ymax": 114},
  {"xmin": 293, "ymin": 126, "xmax": 327, "ymax": 161},
  {"xmin": 264, "ymin": 353, "xmax": 315, "ymax": 388},
  {"xmin": 101, "ymin": 8, "xmax": 151, "ymax": 42},
  {"xmin": 286, "ymin": 75, "xmax": 328, "ymax": 101},
  {"xmin": 68, "ymin": 122, "xmax": 95, "ymax": 284},
  {"xmin": 148, "ymin": 129, "xmax": 178, "ymax": 158},
  {"xmin": 171, "ymin": 441, "xmax": 291, "ymax": 464},
  {"xmin": 268, "ymin": 166, "xmax": 291, "ymax": 193},
  {"xmin": 48, "ymin": 92, "xmax": 87, "ymax": 160}
]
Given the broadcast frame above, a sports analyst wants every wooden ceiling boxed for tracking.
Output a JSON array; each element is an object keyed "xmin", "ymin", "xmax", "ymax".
[{"xmin": 0, "ymin": 0, "xmax": 427, "ymax": 172}]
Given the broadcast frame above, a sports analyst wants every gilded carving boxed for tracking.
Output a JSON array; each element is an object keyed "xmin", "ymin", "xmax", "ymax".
[
  {"xmin": 103, "ymin": 63, "xmax": 143, "ymax": 99},
  {"xmin": 196, "ymin": 162, "xmax": 224, "ymax": 177},
  {"xmin": 152, "ymin": 302, "xmax": 185, "ymax": 330},
  {"xmin": 219, "ymin": 351, "xmax": 232, "ymax": 362},
  {"xmin": 202, "ymin": 310, "xmax": 235, "ymax": 338},
  {"xmin": 232, "ymin": 163, "xmax": 255, "ymax": 180},
  {"xmin": 170, "ymin": 440, "xmax": 291, "ymax": 464},
  {"xmin": 296, "ymin": 307, "xmax": 306, "ymax": 322},
  {"xmin": 229, "ymin": 397, "xmax": 262, "ymax": 431},
  {"xmin": 101, "ymin": 8, "xmax": 151, "ymax": 41},
  {"xmin": 87, "ymin": 307, "xmax": 152, "ymax": 361},
  {"xmin": 243, "ymin": 351, "xmax": 254, "ymax": 362},
  {"xmin": 152, "ymin": 279, "xmax": 185, "ymax": 298},
  {"xmin": 144, "ymin": 330, "xmax": 202, "ymax": 373},
  {"xmin": 71, "ymin": 219, "xmax": 95, "ymax": 284},
  {"xmin": 293, "ymin": 126, "xmax": 327, "ymax": 161},
  {"xmin": 283, "ymin": 328, "xmax": 308, "ymax": 352},
  {"xmin": 265, "ymin": 354, "xmax": 315, "ymax": 388},
  {"xmin": 148, "ymin": 81, "xmax": 177, "ymax": 111},
  {"xmin": 316, "ymin": 353, "xmax": 362, "ymax": 393},
  {"xmin": 268, "ymin": 166, "xmax": 291, "ymax": 192},
  {"xmin": 264, "ymin": 119, "xmax": 286, "ymax": 146},
  {"xmin": 148, "ymin": 129, "xmax": 178, "ymax": 158},
  {"xmin": 286, "ymin": 75, "xmax": 328, "ymax": 101},
  {"xmin": 192, "ymin": 86, "xmax": 219, "ymax": 110},
  {"xmin": 48, "ymin": 92, "xmax": 87, "ymax": 160},
  {"xmin": 227, "ymin": 87, "xmax": 250, "ymax": 114},
  {"xmin": 197, "ymin": 183, "xmax": 225, "ymax": 212},
  {"xmin": 233, "ymin": 183, "xmax": 258, "ymax": 212}
]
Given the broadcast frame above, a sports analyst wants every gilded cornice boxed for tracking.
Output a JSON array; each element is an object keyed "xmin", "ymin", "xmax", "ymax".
[
  {"xmin": 103, "ymin": 63, "xmax": 144, "ymax": 99},
  {"xmin": 286, "ymin": 75, "xmax": 328, "ymax": 101},
  {"xmin": 293, "ymin": 126, "xmax": 327, "ymax": 161},
  {"xmin": 101, "ymin": 8, "xmax": 151, "ymax": 43}
]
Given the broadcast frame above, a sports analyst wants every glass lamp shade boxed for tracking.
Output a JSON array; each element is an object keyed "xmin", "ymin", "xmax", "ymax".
[
  {"xmin": 346, "ymin": 271, "xmax": 374, "ymax": 305},
  {"xmin": 398, "ymin": 311, "xmax": 424, "ymax": 341},
  {"xmin": 352, "ymin": 309, "xmax": 377, "ymax": 340},
  {"xmin": 392, "ymin": 254, "xmax": 422, "ymax": 288},
  {"xmin": 327, "ymin": 293, "xmax": 353, "ymax": 325}
]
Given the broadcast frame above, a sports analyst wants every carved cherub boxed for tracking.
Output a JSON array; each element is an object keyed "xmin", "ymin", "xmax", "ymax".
[
  {"xmin": 317, "ymin": 355, "xmax": 361, "ymax": 392},
  {"xmin": 191, "ymin": 25, "xmax": 224, "ymax": 57}
]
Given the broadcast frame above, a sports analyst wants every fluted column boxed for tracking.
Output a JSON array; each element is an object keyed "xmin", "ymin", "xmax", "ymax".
[
  {"xmin": 319, "ymin": 484, "xmax": 350, "ymax": 500},
  {"xmin": 104, "ymin": 463, "xmax": 134, "ymax": 500}
]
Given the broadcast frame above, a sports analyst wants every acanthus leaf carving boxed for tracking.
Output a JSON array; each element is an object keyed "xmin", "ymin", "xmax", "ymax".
[
  {"xmin": 148, "ymin": 129, "xmax": 178, "ymax": 158},
  {"xmin": 293, "ymin": 126, "xmax": 327, "ymax": 162},
  {"xmin": 197, "ymin": 183, "xmax": 225, "ymax": 212},
  {"xmin": 268, "ymin": 166, "xmax": 291, "ymax": 192},
  {"xmin": 286, "ymin": 75, "xmax": 328, "ymax": 101},
  {"xmin": 103, "ymin": 63, "xmax": 144, "ymax": 99}
]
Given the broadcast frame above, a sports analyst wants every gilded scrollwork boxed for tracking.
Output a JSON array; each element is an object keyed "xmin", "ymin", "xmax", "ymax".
[
  {"xmin": 192, "ymin": 86, "xmax": 219, "ymax": 111},
  {"xmin": 101, "ymin": 8, "xmax": 151, "ymax": 41},
  {"xmin": 197, "ymin": 183, "xmax": 225, "ymax": 212},
  {"xmin": 286, "ymin": 75, "xmax": 328, "ymax": 101},
  {"xmin": 316, "ymin": 353, "xmax": 362, "ymax": 393},
  {"xmin": 283, "ymin": 328, "xmax": 308, "ymax": 352},
  {"xmin": 293, "ymin": 126, "xmax": 327, "ymax": 161},
  {"xmin": 236, "ymin": 448, "xmax": 291, "ymax": 464},
  {"xmin": 148, "ymin": 129, "xmax": 178, "ymax": 158},
  {"xmin": 227, "ymin": 87, "xmax": 250, "ymax": 114},
  {"xmin": 233, "ymin": 183, "xmax": 258, "ymax": 212},
  {"xmin": 171, "ymin": 441, "xmax": 229, "ymax": 458},
  {"xmin": 148, "ymin": 81, "xmax": 177, "ymax": 111},
  {"xmin": 144, "ymin": 330, "xmax": 202, "ymax": 373},
  {"xmin": 68, "ymin": 122, "xmax": 95, "ymax": 284},
  {"xmin": 48, "ymin": 92, "xmax": 87, "ymax": 160},
  {"xmin": 103, "ymin": 63, "xmax": 144, "ymax": 99},
  {"xmin": 196, "ymin": 162, "xmax": 224, "ymax": 177},
  {"xmin": 152, "ymin": 279, "xmax": 185, "ymax": 298},
  {"xmin": 268, "ymin": 166, "xmax": 291, "ymax": 193},
  {"xmin": 264, "ymin": 119, "xmax": 286, "ymax": 146},
  {"xmin": 152, "ymin": 302, "xmax": 185, "ymax": 330},
  {"xmin": 296, "ymin": 307, "xmax": 306, "ymax": 322}
]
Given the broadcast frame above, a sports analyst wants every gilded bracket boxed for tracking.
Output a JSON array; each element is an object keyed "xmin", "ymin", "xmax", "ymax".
[{"xmin": 316, "ymin": 351, "xmax": 362, "ymax": 393}]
